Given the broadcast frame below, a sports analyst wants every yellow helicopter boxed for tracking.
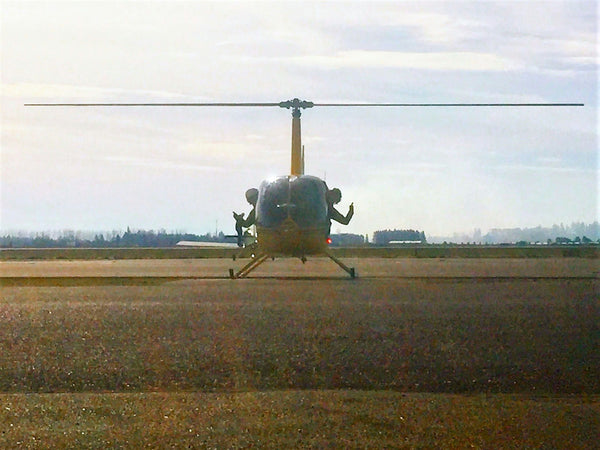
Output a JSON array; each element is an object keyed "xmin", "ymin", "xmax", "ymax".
[
  {"xmin": 229, "ymin": 99, "xmax": 356, "ymax": 278},
  {"xmin": 26, "ymin": 98, "xmax": 583, "ymax": 278}
]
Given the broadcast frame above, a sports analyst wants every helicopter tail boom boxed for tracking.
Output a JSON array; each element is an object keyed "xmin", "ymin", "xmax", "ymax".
[{"xmin": 291, "ymin": 109, "xmax": 303, "ymax": 175}]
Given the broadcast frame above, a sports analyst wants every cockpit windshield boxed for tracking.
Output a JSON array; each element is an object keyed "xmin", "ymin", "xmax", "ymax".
[{"xmin": 257, "ymin": 176, "xmax": 328, "ymax": 228}]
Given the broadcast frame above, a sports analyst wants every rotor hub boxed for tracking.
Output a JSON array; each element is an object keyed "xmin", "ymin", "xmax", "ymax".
[{"xmin": 279, "ymin": 98, "xmax": 314, "ymax": 117}]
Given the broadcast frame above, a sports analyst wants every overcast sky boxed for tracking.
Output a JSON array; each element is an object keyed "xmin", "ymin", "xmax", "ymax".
[{"xmin": 1, "ymin": 1, "xmax": 597, "ymax": 237}]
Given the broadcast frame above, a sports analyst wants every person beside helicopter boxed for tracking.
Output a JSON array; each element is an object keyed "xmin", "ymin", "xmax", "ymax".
[
  {"xmin": 233, "ymin": 188, "xmax": 258, "ymax": 247},
  {"xmin": 326, "ymin": 187, "xmax": 354, "ymax": 231}
]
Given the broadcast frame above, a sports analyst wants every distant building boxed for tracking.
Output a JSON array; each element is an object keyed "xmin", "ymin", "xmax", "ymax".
[{"xmin": 373, "ymin": 229, "xmax": 426, "ymax": 245}]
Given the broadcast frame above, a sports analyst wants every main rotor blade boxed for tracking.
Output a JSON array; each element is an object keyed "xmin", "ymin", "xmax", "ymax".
[
  {"xmin": 24, "ymin": 101, "xmax": 584, "ymax": 107},
  {"xmin": 313, "ymin": 102, "xmax": 584, "ymax": 107},
  {"xmin": 23, "ymin": 102, "xmax": 282, "ymax": 107}
]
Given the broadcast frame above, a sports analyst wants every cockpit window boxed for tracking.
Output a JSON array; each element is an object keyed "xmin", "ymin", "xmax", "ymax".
[
  {"xmin": 257, "ymin": 177, "xmax": 289, "ymax": 227},
  {"xmin": 289, "ymin": 176, "xmax": 327, "ymax": 227},
  {"xmin": 256, "ymin": 176, "xmax": 328, "ymax": 228}
]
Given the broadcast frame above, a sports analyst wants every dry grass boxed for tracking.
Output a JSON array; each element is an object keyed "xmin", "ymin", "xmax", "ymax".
[
  {"xmin": 1, "ymin": 269, "xmax": 598, "ymax": 447},
  {"xmin": 1, "ymin": 391, "xmax": 598, "ymax": 448},
  {"xmin": 1, "ymin": 278, "xmax": 597, "ymax": 394}
]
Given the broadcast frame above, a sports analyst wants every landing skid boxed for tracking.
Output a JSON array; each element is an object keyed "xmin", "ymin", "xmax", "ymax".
[
  {"xmin": 229, "ymin": 253, "xmax": 269, "ymax": 279},
  {"xmin": 229, "ymin": 252, "xmax": 357, "ymax": 279},
  {"xmin": 325, "ymin": 251, "xmax": 357, "ymax": 278}
]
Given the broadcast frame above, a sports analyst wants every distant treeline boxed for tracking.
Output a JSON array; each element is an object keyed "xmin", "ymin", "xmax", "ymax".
[
  {"xmin": 4, "ymin": 222, "xmax": 598, "ymax": 248},
  {"xmin": 329, "ymin": 233, "xmax": 365, "ymax": 246},
  {"xmin": 372, "ymin": 229, "xmax": 427, "ymax": 245},
  {"xmin": 481, "ymin": 222, "xmax": 599, "ymax": 244},
  {"xmin": 0, "ymin": 228, "xmax": 229, "ymax": 248},
  {"xmin": 0, "ymin": 229, "xmax": 370, "ymax": 248}
]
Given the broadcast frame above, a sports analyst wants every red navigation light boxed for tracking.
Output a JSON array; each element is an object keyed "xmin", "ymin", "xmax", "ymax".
[{"xmin": 326, "ymin": 238, "xmax": 332, "ymax": 245}]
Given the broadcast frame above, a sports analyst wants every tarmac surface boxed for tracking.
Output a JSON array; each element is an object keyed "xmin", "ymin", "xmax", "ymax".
[{"xmin": 1, "ymin": 257, "xmax": 598, "ymax": 280}]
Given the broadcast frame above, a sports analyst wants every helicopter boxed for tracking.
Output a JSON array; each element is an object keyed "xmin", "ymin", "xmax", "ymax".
[
  {"xmin": 228, "ymin": 98, "xmax": 357, "ymax": 278},
  {"xmin": 25, "ymin": 98, "xmax": 583, "ymax": 278}
]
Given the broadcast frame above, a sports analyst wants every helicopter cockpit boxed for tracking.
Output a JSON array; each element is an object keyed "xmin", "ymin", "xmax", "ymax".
[{"xmin": 256, "ymin": 175, "xmax": 328, "ymax": 230}]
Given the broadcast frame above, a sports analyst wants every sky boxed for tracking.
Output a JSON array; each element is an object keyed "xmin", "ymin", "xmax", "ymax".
[{"xmin": 1, "ymin": 1, "xmax": 597, "ymax": 238}]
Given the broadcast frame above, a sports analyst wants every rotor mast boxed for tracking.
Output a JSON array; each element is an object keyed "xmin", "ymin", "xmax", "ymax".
[{"xmin": 279, "ymin": 98, "xmax": 313, "ymax": 176}]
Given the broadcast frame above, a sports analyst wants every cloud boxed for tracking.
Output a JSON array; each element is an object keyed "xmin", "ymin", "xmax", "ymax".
[
  {"xmin": 494, "ymin": 164, "xmax": 596, "ymax": 174},
  {"xmin": 280, "ymin": 50, "xmax": 521, "ymax": 72},
  {"xmin": 1, "ymin": 82, "xmax": 190, "ymax": 101},
  {"xmin": 309, "ymin": 3, "xmax": 596, "ymax": 76},
  {"xmin": 99, "ymin": 156, "xmax": 227, "ymax": 172}
]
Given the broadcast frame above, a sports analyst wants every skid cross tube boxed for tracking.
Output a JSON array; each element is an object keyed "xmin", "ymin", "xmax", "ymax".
[
  {"xmin": 229, "ymin": 253, "xmax": 356, "ymax": 279},
  {"xmin": 230, "ymin": 253, "xmax": 270, "ymax": 279}
]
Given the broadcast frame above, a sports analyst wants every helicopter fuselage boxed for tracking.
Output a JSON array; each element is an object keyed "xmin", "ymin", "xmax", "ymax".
[{"xmin": 255, "ymin": 175, "xmax": 330, "ymax": 256}]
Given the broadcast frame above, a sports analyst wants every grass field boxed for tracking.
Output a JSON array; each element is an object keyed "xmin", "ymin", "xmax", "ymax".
[
  {"xmin": 1, "ymin": 259, "xmax": 598, "ymax": 447},
  {"xmin": 2, "ymin": 391, "xmax": 598, "ymax": 448}
]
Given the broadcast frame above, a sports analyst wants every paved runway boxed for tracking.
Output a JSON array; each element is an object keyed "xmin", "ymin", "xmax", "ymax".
[{"xmin": 1, "ymin": 257, "xmax": 597, "ymax": 280}]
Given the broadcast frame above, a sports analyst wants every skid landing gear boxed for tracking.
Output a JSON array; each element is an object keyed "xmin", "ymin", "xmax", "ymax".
[
  {"xmin": 229, "ymin": 252, "xmax": 356, "ymax": 279},
  {"xmin": 325, "ymin": 251, "xmax": 356, "ymax": 278},
  {"xmin": 229, "ymin": 253, "xmax": 269, "ymax": 279}
]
